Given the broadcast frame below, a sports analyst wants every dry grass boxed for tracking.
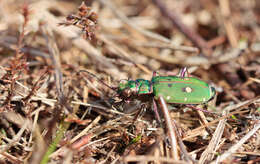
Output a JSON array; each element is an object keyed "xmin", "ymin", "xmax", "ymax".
[{"xmin": 0, "ymin": 0, "xmax": 259, "ymax": 163}]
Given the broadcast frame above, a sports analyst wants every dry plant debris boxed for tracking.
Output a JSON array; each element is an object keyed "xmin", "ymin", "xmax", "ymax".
[{"xmin": 0, "ymin": 0, "xmax": 259, "ymax": 164}]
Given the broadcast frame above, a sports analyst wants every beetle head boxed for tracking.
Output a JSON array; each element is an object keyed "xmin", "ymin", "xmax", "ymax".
[{"xmin": 118, "ymin": 80, "xmax": 138, "ymax": 98}]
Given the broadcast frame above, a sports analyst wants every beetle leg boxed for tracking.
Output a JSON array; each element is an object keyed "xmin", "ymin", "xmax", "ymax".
[
  {"xmin": 124, "ymin": 99, "xmax": 131, "ymax": 104},
  {"xmin": 185, "ymin": 104, "xmax": 212, "ymax": 113},
  {"xmin": 133, "ymin": 103, "xmax": 147, "ymax": 121},
  {"xmin": 135, "ymin": 81, "xmax": 140, "ymax": 95},
  {"xmin": 180, "ymin": 67, "xmax": 187, "ymax": 78},
  {"xmin": 152, "ymin": 71, "xmax": 158, "ymax": 77},
  {"xmin": 153, "ymin": 98, "xmax": 162, "ymax": 123},
  {"xmin": 179, "ymin": 67, "xmax": 190, "ymax": 78},
  {"xmin": 149, "ymin": 82, "xmax": 153, "ymax": 94}
]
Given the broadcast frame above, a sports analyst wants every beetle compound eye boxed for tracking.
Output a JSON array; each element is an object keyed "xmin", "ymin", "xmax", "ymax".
[{"xmin": 122, "ymin": 88, "xmax": 132, "ymax": 98}]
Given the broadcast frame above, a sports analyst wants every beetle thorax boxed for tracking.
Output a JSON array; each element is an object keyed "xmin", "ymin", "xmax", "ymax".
[{"xmin": 118, "ymin": 79, "xmax": 151, "ymax": 98}]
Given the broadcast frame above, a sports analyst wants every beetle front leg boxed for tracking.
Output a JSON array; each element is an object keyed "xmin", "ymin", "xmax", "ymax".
[{"xmin": 132, "ymin": 103, "xmax": 147, "ymax": 122}]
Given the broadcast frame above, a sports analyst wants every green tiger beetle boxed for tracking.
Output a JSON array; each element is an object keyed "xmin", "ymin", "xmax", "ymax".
[{"xmin": 80, "ymin": 68, "xmax": 216, "ymax": 120}]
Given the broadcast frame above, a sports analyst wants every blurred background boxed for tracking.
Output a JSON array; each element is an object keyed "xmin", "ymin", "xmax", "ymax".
[{"xmin": 0, "ymin": 0, "xmax": 260, "ymax": 163}]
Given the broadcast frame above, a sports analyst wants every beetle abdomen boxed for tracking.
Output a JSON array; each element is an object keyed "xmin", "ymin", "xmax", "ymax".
[{"xmin": 152, "ymin": 76, "xmax": 215, "ymax": 104}]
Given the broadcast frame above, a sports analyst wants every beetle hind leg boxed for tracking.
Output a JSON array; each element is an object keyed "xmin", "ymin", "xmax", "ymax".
[
  {"xmin": 186, "ymin": 104, "xmax": 213, "ymax": 114},
  {"xmin": 179, "ymin": 67, "xmax": 190, "ymax": 78}
]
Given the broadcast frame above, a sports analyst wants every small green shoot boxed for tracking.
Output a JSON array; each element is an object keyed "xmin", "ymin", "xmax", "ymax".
[
  {"xmin": 231, "ymin": 115, "xmax": 237, "ymax": 120},
  {"xmin": 128, "ymin": 134, "xmax": 142, "ymax": 146},
  {"xmin": 40, "ymin": 120, "xmax": 70, "ymax": 164}
]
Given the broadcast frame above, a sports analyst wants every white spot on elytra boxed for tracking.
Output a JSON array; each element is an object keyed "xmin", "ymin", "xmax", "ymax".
[
  {"xmin": 185, "ymin": 87, "xmax": 192, "ymax": 93},
  {"xmin": 184, "ymin": 97, "xmax": 187, "ymax": 101},
  {"xmin": 166, "ymin": 96, "xmax": 171, "ymax": 100},
  {"xmin": 203, "ymin": 98, "xmax": 206, "ymax": 102}
]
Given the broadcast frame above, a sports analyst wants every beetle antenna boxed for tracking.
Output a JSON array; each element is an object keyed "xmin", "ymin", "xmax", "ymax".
[{"xmin": 79, "ymin": 70, "xmax": 117, "ymax": 92}]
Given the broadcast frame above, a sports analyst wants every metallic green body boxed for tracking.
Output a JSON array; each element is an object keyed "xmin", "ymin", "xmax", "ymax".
[
  {"xmin": 118, "ymin": 79, "xmax": 151, "ymax": 95},
  {"xmin": 136, "ymin": 79, "xmax": 151, "ymax": 94},
  {"xmin": 152, "ymin": 76, "xmax": 215, "ymax": 104},
  {"xmin": 118, "ymin": 80, "xmax": 137, "ymax": 93},
  {"xmin": 118, "ymin": 75, "xmax": 215, "ymax": 104}
]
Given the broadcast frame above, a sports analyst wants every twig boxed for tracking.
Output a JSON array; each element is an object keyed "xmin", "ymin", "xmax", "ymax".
[
  {"xmin": 70, "ymin": 115, "xmax": 101, "ymax": 144},
  {"xmin": 123, "ymin": 155, "xmax": 187, "ymax": 164},
  {"xmin": 211, "ymin": 122, "xmax": 260, "ymax": 163},
  {"xmin": 22, "ymin": 68, "xmax": 49, "ymax": 105},
  {"xmin": 49, "ymin": 115, "xmax": 101, "ymax": 158},
  {"xmin": 172, "ymin": 120, "xmax": 195, "ymax": 163},
  {"xmin": 215, "ymin": 61, "xmax": 255, "ymax": 99},
  {"xmin": 134, "ymin": 44, "xmax": 242, "ymax": 66},
  {"xmin": 98, "ymin": 0, "xmax": 170, "ymax": 43},
  {"xmin": 184, "ymin": 96, "xmax": 260, "ymax": 140},
  {"xmin": 33, "ymin": 5, "xmax": 120, "ymax": 77},
  {"xmin": 199, "ymin": 110, "xmax": 227, "ymax": 163},
  {"xmin": 0, "ymin": 120, "xmax": 29, "ymax": 154},
  {"xmin": 1, "ymin": 152, "xmax": 23, "ymax": 164},
  {"xmin": 134, "ymin": 41, "xmax": 199, "ymax": 53},
  {"xmin": 218, "ymin": 0, "xmax": 238, "ymax": 47},
  {"xmin": 41, "ymin": 24, "xmax": 72, "ymax": 113},
  {"xmin": 158, "ymin": 96, "xmax": 179, "ymax": 160},
  {"xmin": 0, "ymin": 36, "xmax": 50, "ymax": 58},
  {"xmin": 97, "ymin": 34, "xmax": 152, "ymax": 74},
  {"xmin": 152, "ymin": 0, "xmax": 211, "ymax": 54},
  {"xmin": 16, "ymin": 2, "xmax": 30, "ymax": 56},
  {"xmin": 99, "ymin": 0, "xmax": 201, "ymax": 54},
  {"xmin": 0, "ymin": 3, "xmax": 30, "ymax": 110}
]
